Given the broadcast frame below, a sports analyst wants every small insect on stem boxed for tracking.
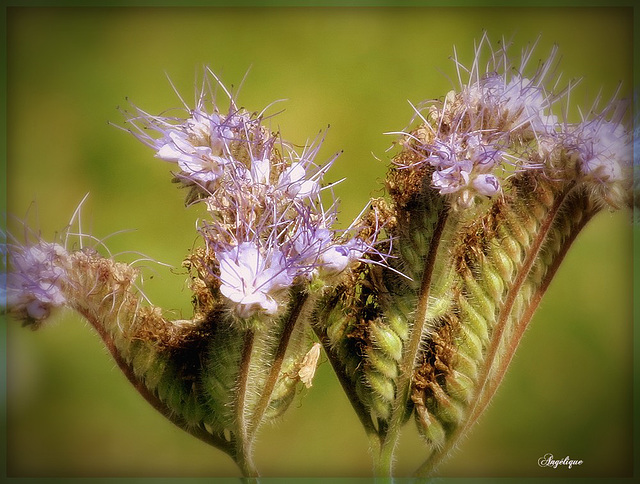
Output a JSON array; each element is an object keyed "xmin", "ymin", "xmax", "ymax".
[{"xmin": 298, "ymin": 342, "xmax": 322, "ymax": 388}]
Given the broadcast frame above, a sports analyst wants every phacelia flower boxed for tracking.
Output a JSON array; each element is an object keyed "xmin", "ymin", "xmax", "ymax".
[
  {"xmin": 248, "ymin": 155, "xmax": 271, "ymax": 186},
  {"xmin": 431, "ymin": 165, "xmax": 470, "ymax": 194},
  {"xmin": 154, "ymin": 109, "xmax": 236, "ymax": 179},
  {"xmin": 290, "ymin": 225, "xmax": 334, "ymax": 265},
  {"xmin": 278, "ymin": 162, "xmax": 320, "ymax": 200},
  {"xmin": 286, "ymin": 223, "xmax": 365, "ymax": 278},
  {"xmin": 4, "ymin": 241, "xmax": 69, "ymax": 322},
  {"xmin": 472, "ymin": 173, "xmax": 501, "ymax": 196},
  {"xmin": 571, "ymin": 119, "xmax": 631, "ymax": 183},
  {"xmin": 122, "ymin": 87, "xmax": 269, "ymax": 197},
  {"xmin": 318, "ymin": 238, "xmax": 366, "ymax": 276},
  {"xmin": 422, "ymin": 132, "xmax": 504, "ymax": 200},
  {"xmin": 218, "ymin": 242, "xmax": 293, "ymax": 319}
]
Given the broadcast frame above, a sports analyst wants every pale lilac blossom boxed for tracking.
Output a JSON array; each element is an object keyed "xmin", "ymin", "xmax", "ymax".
[
  {"xmin": 290, "ymin": 225, "xmax": 333, "ymax": 264},
  {"xmin": 123, "ymin": 98, "xmax": 263, "ymax": 193},
  {"xmin": 472, "ymin": 173, "xmax": 501, "ymax": 196},
  {"xmin": 218, "ymin": 242, "xmax": 293, "ymax": 319},
  {"xmin": 4, "ymin": 242, "xmax": 68, "ymax": 321},
  {"xmin": 571, "ymin": 120, "xmax": 631, "ymax": 183},
  {"xmin": 249, "ymin": 156, "xmax": 271, "ymax": 186},
  {"xmin": 319, "ymin": 239, "xmax": 366, "ymax": 275},
  {"xmin": 424, "ymin": 133, "xmax": 504, "ymax": 197},
  {"xmin": 286, "ymin": 223, "xmax": 365, "ymax": 277},
  {"xmin": 278, "ymin": 162, "xmax": 320, "ymax": 200},
  {"xmin": 431, "ymin": 166, "xmax": 471, "ymax": 195}
]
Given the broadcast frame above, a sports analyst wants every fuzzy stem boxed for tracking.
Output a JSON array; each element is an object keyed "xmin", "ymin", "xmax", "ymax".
[
  {"xmin": 248, "ymin": 291, "xmax": 309, "ymax": 439},
  {"xmin": 235, "ymin": 329, "xmax": 258, "ymax": 477},
  {"xmin": 403, "ymin": 210, "xmax": 450, "ymax": 385},
  {"xmin": 372, "ymin": 434, "xmax": 396, "ymax": 479}
]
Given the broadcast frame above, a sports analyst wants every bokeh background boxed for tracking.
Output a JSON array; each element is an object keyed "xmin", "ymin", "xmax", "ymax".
[{"xmin": 3, "ymin": 6, "xmax": 634, "ymax": 479}]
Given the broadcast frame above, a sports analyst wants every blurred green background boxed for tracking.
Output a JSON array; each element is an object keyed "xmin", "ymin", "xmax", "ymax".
[{"xmin": 4, "ymin": 6, "xmax": 633, "ymax": 478}]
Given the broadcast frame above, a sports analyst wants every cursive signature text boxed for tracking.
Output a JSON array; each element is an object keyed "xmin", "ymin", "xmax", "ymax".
[{"xmin": 538, "ymin": 453, "xmax": 583, "ymax": 469}]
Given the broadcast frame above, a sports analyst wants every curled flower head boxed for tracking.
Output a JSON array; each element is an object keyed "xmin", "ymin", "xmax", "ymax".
[
  {"xmin": 121, "ymin": 70, "xmax": 271, "ymax": 202},
  {"xmin": 154, "ymin": 109, "xmax": 237, "ymax": 184},
  {"xmin": 451, "ymin": 34, "xmax": 562, "ymax": 138},
  {"xmin": 392, "ymin": 33, "xmax": 631, "ymax": 210}
]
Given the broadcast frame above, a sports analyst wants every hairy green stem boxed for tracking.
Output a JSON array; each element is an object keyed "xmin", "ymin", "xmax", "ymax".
[
  {"xmin": 405, "ymin": 211, "xmax": 450, "ymax": 388},
  {"xmin": 235, "ymin": 330, "xmax": 258, "ymax": 477},
  {"xmin": 372, "ymin": 435, "xmax": 397, "ymax": 479},
  {"xmin": 248, "ymin": 291, "xmax": 309, "ymax": 439}
]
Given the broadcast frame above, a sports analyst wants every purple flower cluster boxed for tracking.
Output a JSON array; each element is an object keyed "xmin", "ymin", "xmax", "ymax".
[
  {"xmin": 124, "ymin": 72, "xmax": 368, "ymax": 319},
  {"xmin": 424, "ymin": 132, "xmax": 503, "ymax": 204}
]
